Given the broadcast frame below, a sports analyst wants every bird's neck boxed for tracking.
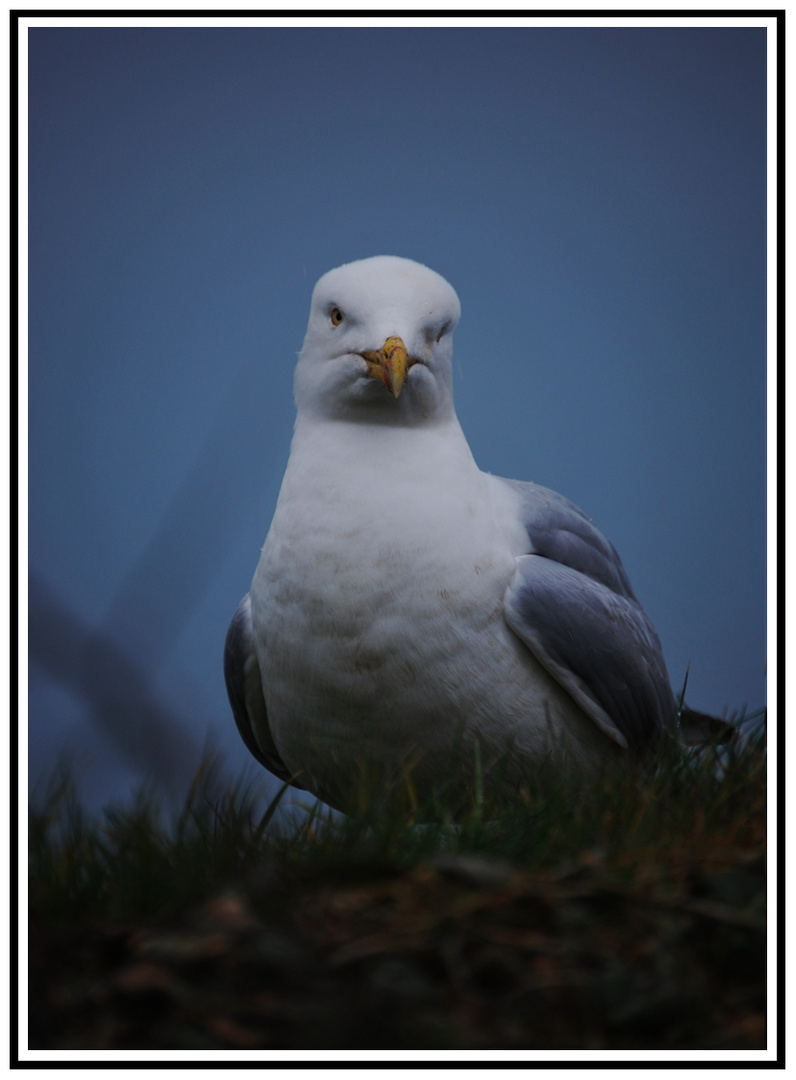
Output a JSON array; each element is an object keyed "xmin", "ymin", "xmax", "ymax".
[{"xmin": 277, "ymin": 415, "xmax": 482, "ymax": 521}]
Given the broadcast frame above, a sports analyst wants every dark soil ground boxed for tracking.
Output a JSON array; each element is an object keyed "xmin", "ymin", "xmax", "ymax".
[{"xmin": 29, "ymin": 842, "xmax": 765, "ymax": 1052}]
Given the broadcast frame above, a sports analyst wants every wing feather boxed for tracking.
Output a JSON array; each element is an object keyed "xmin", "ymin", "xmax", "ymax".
[
  {"xmin": 497, "ymin": 478, "xmax": 675, "ymax": 752},
  {"xmin": 224, "ymin": 594, "xmax": 306, "ymax": 788}
]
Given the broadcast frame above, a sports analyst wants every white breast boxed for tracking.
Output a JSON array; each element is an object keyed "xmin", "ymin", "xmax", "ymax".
[{"xmin": 249, "ymin": 416, "xmax": 611, "ymax": 807}]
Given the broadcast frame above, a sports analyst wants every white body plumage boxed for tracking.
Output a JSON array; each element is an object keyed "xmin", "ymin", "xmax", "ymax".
[
  {"xmin": 251, "ymin": 414, "xmax": 618, "ymax": 809},
  {"xmin": 225, "ymin": 256, "xmax": 673, "ymax": 814}
]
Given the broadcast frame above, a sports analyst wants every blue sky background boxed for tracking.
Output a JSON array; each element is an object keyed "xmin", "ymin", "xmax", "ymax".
[{"xmin": 27, "ymin": 26, "xmax": 768, "ymax": 811}]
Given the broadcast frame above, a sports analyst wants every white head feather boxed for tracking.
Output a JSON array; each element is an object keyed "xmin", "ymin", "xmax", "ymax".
[{"xmin": 294, "ymin": 255, "xmax": 462, "ymax": 426}]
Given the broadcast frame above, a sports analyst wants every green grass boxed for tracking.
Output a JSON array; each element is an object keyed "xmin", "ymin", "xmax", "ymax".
[
  {"xmin": 30, "ymin": 711, "xmax": 766, "ymax": 928},
  {"xmin": 28, "ymin": 711, "xmax": 767, "ymax": 1051}
]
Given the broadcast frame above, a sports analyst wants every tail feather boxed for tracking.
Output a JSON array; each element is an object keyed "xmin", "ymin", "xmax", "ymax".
[{"xmin": 677, "ymin": 706, "xmax": 739, "ymax": 746}]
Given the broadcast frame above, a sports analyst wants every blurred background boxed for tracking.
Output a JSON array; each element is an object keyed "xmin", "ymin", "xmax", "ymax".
[{"xmin": 27, "ymin": 25, "xmax": 768, "ymax": 813}]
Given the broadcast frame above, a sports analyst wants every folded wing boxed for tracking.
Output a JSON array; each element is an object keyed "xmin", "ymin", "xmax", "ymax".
[
  {"xmin": 224, "ymin": 594, "xmax": 306, "ymax": 787},
  {"xmin": 498, "ymin": 479, "xmax": 676, "ymax": 752}
]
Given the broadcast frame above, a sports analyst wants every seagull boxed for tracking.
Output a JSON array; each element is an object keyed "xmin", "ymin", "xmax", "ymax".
[{"xmin": 225, "ymin": 255, "xmax": 685, "ymax": 813}]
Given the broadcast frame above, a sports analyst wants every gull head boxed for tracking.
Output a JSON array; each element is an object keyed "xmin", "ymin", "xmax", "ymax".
[{"xmin": 294, "ymin": 255, "xmax": 461, "ymax": 426}]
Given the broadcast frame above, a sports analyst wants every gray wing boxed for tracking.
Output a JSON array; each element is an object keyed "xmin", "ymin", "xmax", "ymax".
[
  {"xmin": 497, "ymin": 478, "xmax": 676, "ymax": 752},
  {"xmin": 224, "ymin": 594, "xmax": 306, "ymax": 788}
]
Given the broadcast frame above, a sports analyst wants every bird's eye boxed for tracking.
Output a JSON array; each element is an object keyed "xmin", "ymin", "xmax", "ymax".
[
  {"xmin": 330, "ymin": 307, "xmax": 344, "ymax": 326},
  {"xmin": 435, "ymin": 324, "xmax": 448, "ymax": 343}
]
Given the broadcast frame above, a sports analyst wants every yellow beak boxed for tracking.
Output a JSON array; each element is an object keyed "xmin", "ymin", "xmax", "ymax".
[{"xmin": 362, "ymin": 336, "xmax": 410, "ymax": 398}]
